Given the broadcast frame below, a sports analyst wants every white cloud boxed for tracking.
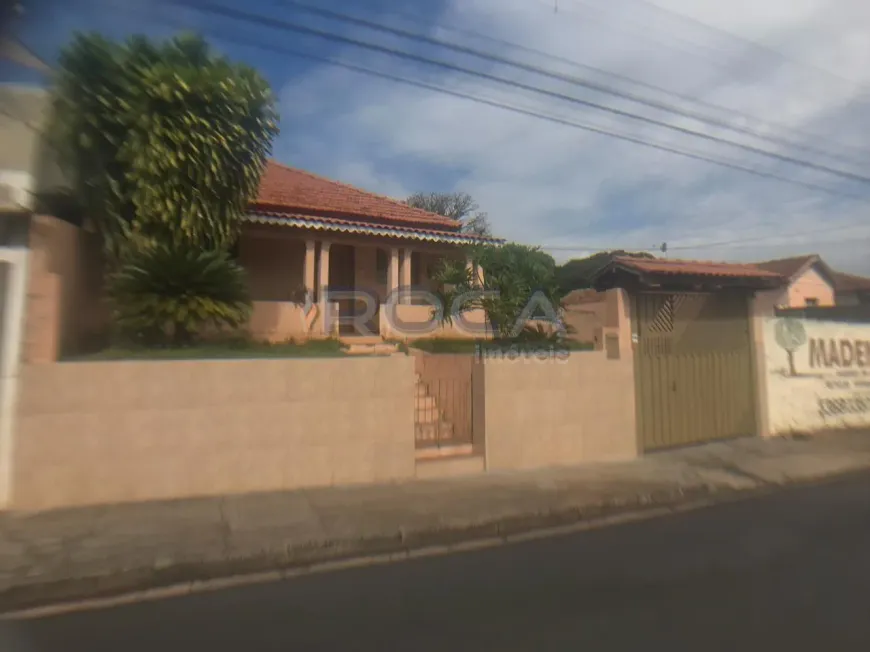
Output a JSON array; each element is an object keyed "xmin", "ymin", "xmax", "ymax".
[{"xmin": 276, "ymin": 0, "xmax": 870, "ymax": 273}]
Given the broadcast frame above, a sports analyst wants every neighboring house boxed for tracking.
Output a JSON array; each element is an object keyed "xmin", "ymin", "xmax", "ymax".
[
  {"xmin": 0, "ymin": 84, "xmax": 67, "ymax": 213},
  {"xmin": 830, "ymin": 271, "xmax": 870, "ymax": 307},
  {"xmin": 754, "ymin": 254, "xmax": 838, "ymax": 309},
  {"xmin": 0, "ymin": 83, "xmax": 58, "ymax": 505},
  {"xmin": 753, "ymin": 254, "xmax": 870, "ymax": 309}
]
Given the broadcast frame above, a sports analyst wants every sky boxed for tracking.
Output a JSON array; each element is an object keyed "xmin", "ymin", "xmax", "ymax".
[{"xmin": 3, "ymin": 0, "xmax": 870, "ymax": 272}]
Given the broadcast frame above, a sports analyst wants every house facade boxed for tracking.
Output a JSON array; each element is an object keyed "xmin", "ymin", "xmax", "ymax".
[
  {"xmin": 754, "ymin": 254, "xmax": 870, "ymax": 309},
  {"xmin": 831, "ymin": 271, "xmax": 870, "ymax": 307},
  {"xmin": 23, "ymin": 160, "xmax": 499, "ymax": 362},
  {"xmin": 755, "ymin": 255, "xmax": 837, "ymax": 308},
  {"xmin": 239, "ymin": 161, "xmax": 495, "ymax": 344}
]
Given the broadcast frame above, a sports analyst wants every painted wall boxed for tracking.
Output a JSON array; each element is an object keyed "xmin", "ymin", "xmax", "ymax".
[
  {"xmin": 24, "ymin": 215, "xmax": 108, "ymax": 363},
  {"xmin": 762, "ymin": 317, "xmax": 870, "ymax": 435},
  {"xmin": 778, "ymin": 266, "xmax": 836, "ymax": 308},
  {"xmin": 12, "ymin": 356, "xmax": 417, "ymax": 510},
  {"xmin": 484, "ymin": 350, "xmax": 637, "ymax": 469}
]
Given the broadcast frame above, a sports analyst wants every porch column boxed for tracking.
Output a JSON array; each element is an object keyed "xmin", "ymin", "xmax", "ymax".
[
  {"xmin": 318, "ymin": 241, "xmax": 331, "ymax": 335},
  {"xmin": 400, "ymin": 247, "xmax": 413, "ymax": 304},
  {"xmin": 303, "ymin": 239, "xmax": 316, "ymax": 302},
  {"xmin": 465, "ymin": 257, "xmax": 479, "ymax": 288},
  {"xmin": 388, "ymin": 247, "xmax": 400, "ymax": 300}
]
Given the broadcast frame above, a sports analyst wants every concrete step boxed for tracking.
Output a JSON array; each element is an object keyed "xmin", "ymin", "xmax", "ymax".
[
  {"xmin": 344, "ymin": 343, "xmax": 399, "ymax": 356},
  {"xmin": 415, "ymin": 409, "xmax": 444, "ymax": 425},
  {"xmin": 416, "ymin": 451, "xmax": 485, "ymax": 479},
  {"xmin": 415, "ymin": 395, "xmax": 436, "ymax": 410},
  {"xmin": 414, "ymin": 421, "xmax": 455, "ymax": 441}
]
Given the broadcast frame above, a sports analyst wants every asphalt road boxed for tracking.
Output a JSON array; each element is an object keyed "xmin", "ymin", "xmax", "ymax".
[{"xmin": 4, "ymin": 472, "xmax": 870, "ymax": 651}]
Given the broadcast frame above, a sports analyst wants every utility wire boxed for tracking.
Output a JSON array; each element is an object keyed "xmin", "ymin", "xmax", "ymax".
[
  {"xmin": 169, "ymin": 0, "xmax": 870, "ymax": 187},
  {"xmin": 667, "ymin": 219, "xmax": 870, "ymax": 251},
  {"xmin": 272, "ymin": 0, "xmax": 865, "ymax": 169},
  {"xmin": 614, "ymin": 0, "xmax": 870, "ymax": 94},
  {"xmin": 543, "ymin": 221, "xmax": 870, "ymax": 253},
  {"xmin": 134, "ymin": 14, "xmax": 868, "ymax": 201},
  {"xmin": 544, "ymin": 236, "xmax": 870, "ymax": 256},
  {"xmin": 340, "ymin": 0, "xmax": 866, "ymax": 164},
  {"xmin": 95, "ymin": 0, "xmax": 870, "ymax": 258}
]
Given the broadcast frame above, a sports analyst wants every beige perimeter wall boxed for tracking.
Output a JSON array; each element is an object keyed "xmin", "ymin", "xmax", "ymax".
[
  {"xmin": 484, "ymin": 351, "xmax": 638, "ymax": 470},
  {"xmin": 25, "ymin": 215, "xmax": 108, "ymax": 363},
  {"xmin": 13, "ymin": 356, "xmax": 416, "ymax": 510}
]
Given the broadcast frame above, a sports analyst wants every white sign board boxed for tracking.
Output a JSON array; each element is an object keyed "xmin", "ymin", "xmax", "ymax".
[{"xmin": 763, "ymin": 317, "xmax": 870, "ymax": 434}]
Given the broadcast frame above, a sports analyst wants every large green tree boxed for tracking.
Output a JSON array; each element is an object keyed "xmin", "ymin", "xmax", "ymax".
[
  {"xmin": 556, "ymin": 250, "xmax": 655, "ymax": 293},
  {"xmin": 434, "ymin": 243, "xmax": 561, "ymax": 340},
  {"xmin": 49, "ymin": 33, "xmax": 279, "ymax": 259},
  {"xmin": 406, "ymin": 191, "xmax": 493, "ymax": 237}
]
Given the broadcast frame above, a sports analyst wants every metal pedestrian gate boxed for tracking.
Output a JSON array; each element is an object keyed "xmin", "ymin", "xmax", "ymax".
[{"xmin": 633, "ymin": 292, "xmax": 757, "ymax": 451}]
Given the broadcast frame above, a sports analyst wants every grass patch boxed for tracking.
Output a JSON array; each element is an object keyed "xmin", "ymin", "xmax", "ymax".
[{"xmin": 66, "ymin": 338, "xmax": 347, "ymax": 361}]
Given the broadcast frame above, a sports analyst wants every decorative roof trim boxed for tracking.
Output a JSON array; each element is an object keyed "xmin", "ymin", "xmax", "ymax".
[{"xmin": 244, "ymin": 212, "xmax": 503, "ymax": 245}]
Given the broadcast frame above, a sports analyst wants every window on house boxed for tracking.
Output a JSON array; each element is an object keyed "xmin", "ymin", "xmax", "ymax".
[{"xmin": 805, "ymin": 298, "xmax": 819, "ymax": 307}]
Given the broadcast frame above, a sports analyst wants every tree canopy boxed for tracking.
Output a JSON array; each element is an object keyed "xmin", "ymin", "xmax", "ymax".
[
  {"xmin": 49, "ymin": 32, "xmax": 279, "ymax": 260},
  {"xmin": 406, "ymin": 191, "xmax": 493, "ymax": 237},
  {"xmin": 434, "ymin": 243, "xmax": 561, "ymax": 340},
  {"xmin": 556, "ymin": 250, "xmax": 655, "ymax": 293}
]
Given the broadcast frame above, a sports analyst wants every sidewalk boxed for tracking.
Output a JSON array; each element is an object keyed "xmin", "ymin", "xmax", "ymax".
[{"xmin": 2, "ymin": 430, "xmax": 870, "ymax": 613}]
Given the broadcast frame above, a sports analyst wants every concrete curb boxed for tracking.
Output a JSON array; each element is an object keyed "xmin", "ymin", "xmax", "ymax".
[{"xmin": 1, "ymin": 467, "xmax": 866, "ymax": 617}]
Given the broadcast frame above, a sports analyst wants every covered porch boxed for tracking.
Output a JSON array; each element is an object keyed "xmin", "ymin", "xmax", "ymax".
[{"xmin": 238, "ymin": 223, "xmax": 489, "ymax": 343}]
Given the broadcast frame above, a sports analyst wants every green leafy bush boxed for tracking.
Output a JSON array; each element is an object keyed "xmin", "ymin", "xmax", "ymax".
[{"xmin": 108, "ymin": 244, "xmax": 252, "ymax": 346}]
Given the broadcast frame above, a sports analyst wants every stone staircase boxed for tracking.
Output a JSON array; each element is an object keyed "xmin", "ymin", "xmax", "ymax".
[
  {"xmin": 414, "ymin": 373, "xmax": 457, "ymax": 446},
  {"xmin": 341, "ymin": 336, "xmax": 400, "ymax": 356}
]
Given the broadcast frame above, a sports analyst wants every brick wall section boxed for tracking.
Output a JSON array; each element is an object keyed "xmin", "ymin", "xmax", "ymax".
[
  {"xmin": 484, "ymin": 352, "xmax": 638, "ymax": 470},
  {"xmin": 12, "ymin": 356, "xmax": 416, "ymax": 510}
]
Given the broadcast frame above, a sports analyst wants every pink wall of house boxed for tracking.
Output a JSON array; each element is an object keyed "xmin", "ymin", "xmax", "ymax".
[{"xmin": 776, "ymin": 266, "xmax": 836, "ymax": 308}]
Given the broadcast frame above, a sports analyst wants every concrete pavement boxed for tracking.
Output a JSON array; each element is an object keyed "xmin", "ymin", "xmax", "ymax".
[
  {"xmin": 5, "ymin": 469, "xmax": 870, "ymax": 650},
  {"xmin": 1, "ymin": 429, "xmax": 870, "ymax": 613}
]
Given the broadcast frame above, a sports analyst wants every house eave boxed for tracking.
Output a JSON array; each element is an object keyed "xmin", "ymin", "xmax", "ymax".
[{"xmin": 244, "ymin": 212, "xmax": 504, "ymax": 246}]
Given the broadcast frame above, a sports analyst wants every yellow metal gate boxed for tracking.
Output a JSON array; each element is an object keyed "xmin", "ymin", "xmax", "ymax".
[{"xmin": 633, "ymin": 292, "xmax": 757, "ymax": 451}]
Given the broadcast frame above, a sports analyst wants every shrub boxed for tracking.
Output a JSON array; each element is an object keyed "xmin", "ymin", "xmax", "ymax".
[{"xmin": 108, "ymin": 243, "xmax": 252, "ymax": 346}]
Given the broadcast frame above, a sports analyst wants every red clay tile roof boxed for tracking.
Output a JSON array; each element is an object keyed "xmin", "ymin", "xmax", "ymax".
[
  {"xmin": 754, "ymin": 254, "xmax": 818, "ymax": 279},
  {"xmin": 253, "ymin": 160, "xmax": 459, "ymax": 230},
  {"xmin": 611, "ymin": 256, "xmax": 785, "ymax": 280},
  {"xmin": 832, "ymin": 271, "xmax": 870, "ymax": 293}
]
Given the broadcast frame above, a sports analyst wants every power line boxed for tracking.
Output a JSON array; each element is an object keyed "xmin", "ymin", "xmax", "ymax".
[
  {"xmin": 272, "ymin": 0, "xmax": 864, "ymax": 170},
  {"xmin": 350, "ymin": 0, "xmax": 867, "ymax": 165},
  {"xmin": 169, "ymin": 0, "xmax": 870, "ymax": 187},
  {"xmin": 614, "ymin": 0, "xmax": 870, "ymax": 94},
  {"xmin": 127, "ymin": 12, "xmax": 870, "ymax": 201},
  {"xmin": 542, "ymin": 220, "xmax": 870, "ymax": 254},
  {"xmin": 543, "ymin": 233, "xmax": 870, "ymax": 254},
  {"xmin": 667, "ymin": 220, "xmax": 870, "ymax": 251}
]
